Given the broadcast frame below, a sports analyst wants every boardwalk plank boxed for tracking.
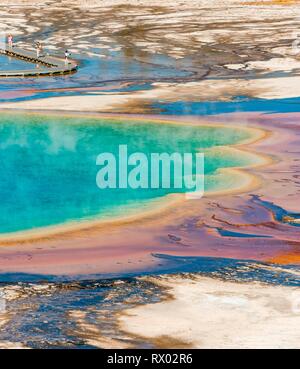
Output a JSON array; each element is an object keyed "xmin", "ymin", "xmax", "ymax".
[{"xmin": 0, "ymin": 46, "xmax": 78, "ymax": 77}]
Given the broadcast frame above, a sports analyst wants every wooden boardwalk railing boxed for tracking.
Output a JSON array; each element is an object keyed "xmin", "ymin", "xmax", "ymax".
[{"xmin": 0, "ymin": 46, "xmax": 78, "ymax": 77}]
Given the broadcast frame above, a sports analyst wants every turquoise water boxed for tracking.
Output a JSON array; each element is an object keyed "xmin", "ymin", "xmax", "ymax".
[{"xmin": 0, "ymin": 113, "xmax": 259, "ymax": 234}]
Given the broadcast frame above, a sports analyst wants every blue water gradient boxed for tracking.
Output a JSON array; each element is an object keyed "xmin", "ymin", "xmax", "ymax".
[{"xmin": 0, "ymin": 113, "xmax": 258, "ymax": 234}]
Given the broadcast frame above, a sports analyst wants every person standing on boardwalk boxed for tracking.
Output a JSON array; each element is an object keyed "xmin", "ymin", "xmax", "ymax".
[
  {"xmin": 35, "ymin": 42, "xmax": 42, "ymax": 58},
  {"xmin": 65, "ymin": 50, "xmax": 70, "ymax": 64},
  {"xmin": 7, "ymin": 34, "xmax": 13, "ymax": 49}
]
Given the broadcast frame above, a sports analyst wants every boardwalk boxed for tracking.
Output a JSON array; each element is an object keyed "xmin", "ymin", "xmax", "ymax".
[{"xmin": 0, "ymin": 46, "xmax": 78, "ymax": 77}]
